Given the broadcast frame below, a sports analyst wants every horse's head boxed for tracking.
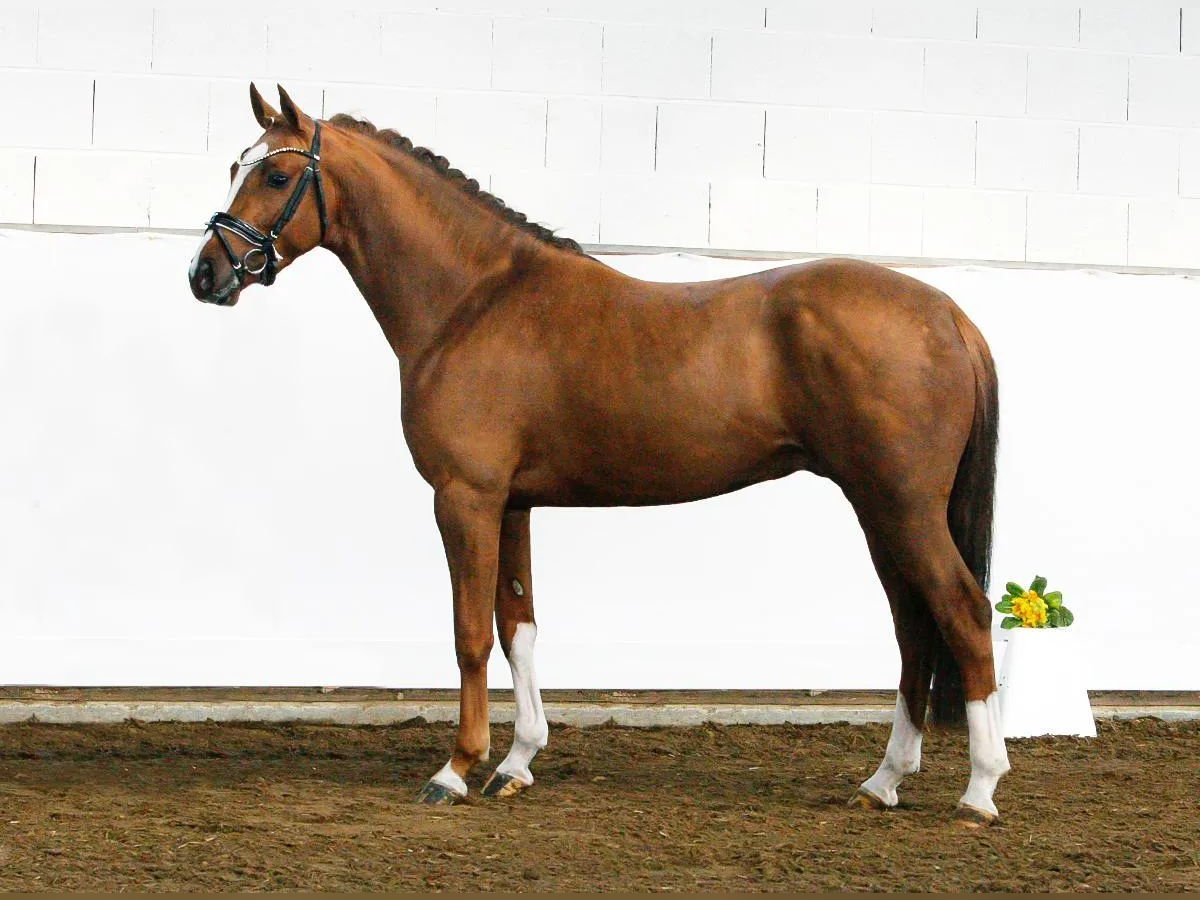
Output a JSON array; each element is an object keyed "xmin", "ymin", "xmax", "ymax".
[{"xmin": 188, "ymin": 84, "xmax": 329, "ymax": 306}]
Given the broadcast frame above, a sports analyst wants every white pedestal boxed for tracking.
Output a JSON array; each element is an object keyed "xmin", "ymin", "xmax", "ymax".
[{"xmin": 997, "ymin": 628, "xmax": 1097, "ymax": 738}]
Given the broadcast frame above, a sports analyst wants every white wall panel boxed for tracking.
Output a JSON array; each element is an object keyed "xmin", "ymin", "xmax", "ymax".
[{"xmin": 2, "ymin": 230, "xmax": 1196, "ymax": 689}]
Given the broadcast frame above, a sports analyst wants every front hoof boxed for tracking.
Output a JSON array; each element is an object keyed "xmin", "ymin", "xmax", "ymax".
[
  {"xmin": 416, "ymin": 780, "xmax": 465, "ymax": 806},
  {"xmin": 482, "ymin": 770, "xmax": 531, "ymax": 799},
  {"xmin": 848, "ymin": 788, "xmax": 891, "ymax": 811},
  {"xmin": 953, "ymin": 803, "xmax": 999, "ymax": 829}
]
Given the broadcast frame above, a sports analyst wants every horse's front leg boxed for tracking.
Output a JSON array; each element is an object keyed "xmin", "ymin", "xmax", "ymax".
[
  {"xmin": 416, "ymin": 482, "xmax": 505, "ymax": 805},
  {"xmin": 482, "ymin": 509, "xmax": 548, "ymax": 799}
]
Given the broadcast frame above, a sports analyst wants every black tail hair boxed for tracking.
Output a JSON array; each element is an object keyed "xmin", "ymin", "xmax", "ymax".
[{"xmin": 929, "ymin": 310, "xmax": 1000, "ymax": 727}]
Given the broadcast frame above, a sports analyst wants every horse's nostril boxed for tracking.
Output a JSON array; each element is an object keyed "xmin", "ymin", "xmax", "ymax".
[{"xmin": 197, "ymin": 258, "xmax": 214, "ymax": 294}]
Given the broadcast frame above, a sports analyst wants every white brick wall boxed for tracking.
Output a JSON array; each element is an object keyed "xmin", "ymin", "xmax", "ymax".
[{"xmin": 3, "ymin": 0, "xmax": 1200, "ymax": 269}]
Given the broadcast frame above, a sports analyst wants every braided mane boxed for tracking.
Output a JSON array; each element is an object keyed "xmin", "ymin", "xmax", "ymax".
[{"xmin": 327, "ymin": 113, "xmax": 583, "ymax": 255}]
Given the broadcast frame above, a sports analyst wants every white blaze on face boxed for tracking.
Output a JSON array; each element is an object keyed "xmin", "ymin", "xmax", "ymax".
[
  {"xmin": 188, "ymin": 142, "xmax": 268, "ymax": 280},
  {"xmin": 959, "ymin": 692, "xmax": 1011, "ymax": 817},
  {"xmin": 495, "ymin": 622, "xmax": 548, "ymax": 785},
  {"xmin": 858, "ymin": 693, "xmax": 923, "ymax": 807}
]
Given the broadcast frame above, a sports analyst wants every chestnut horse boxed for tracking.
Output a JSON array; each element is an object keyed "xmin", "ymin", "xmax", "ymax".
[{"xmin": 188, "ymin": 85, "xmax": 1009, "ymax": 825}]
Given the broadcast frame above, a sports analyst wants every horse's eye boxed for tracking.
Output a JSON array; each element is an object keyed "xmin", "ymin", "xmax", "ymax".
[{"xmin": 267, "ymin": 171, "xmax": 290, "ymax": 189}]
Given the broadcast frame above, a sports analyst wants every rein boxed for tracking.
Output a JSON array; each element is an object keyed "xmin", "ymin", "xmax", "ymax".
[{"xmin": 205, "ymin": 120, "xmax": 328, "ymax": 289}]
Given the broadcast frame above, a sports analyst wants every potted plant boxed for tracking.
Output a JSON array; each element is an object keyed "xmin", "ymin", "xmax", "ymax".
[{"xmin": 994, "ymin": 575, "xmax": 1095, "ymax": 738}]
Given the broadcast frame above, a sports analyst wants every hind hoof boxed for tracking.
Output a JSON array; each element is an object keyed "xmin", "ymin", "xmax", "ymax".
[
  {"xmin": 482, "ymin": 771, "xmax": 531, "ymax": 799},
  {"xmin": 416, "ymin": 780, "xmax": 465, "ymax": 806},
  {"xmin": 848, "ymin": 788, "xmax": 891, "ymax": 811},
  {"xmin": 953, "ymin": 803, "xmax": 999, "ymax": 828}
]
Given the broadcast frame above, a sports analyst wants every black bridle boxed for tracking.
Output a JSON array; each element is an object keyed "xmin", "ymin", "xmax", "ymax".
[{"xmin": 205, "ymin": 120, "xmax": 328, "ymax": 290}]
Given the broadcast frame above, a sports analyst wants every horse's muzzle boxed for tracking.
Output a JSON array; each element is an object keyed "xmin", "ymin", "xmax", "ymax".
[{"xmin": 190, "ymin": 255, "xmax": 240, "ymax": 306}]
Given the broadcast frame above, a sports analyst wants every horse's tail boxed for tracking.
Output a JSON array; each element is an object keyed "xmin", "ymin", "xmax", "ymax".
[{"xmin": 928, "ymin": 306, "xmax": 999, "ymax": 727}]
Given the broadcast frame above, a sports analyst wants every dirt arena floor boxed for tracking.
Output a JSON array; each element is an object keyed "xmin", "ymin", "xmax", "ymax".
[{"xmin": 0, "ymin": 717, "xmax": 1195, "ymax": 892}]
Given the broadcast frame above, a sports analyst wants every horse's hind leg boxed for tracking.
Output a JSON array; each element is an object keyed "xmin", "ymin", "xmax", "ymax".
[
  {"xmin": 863, "ymin": 505, "xmax": 1010, "ymax": 825},
  {"xmin": 851, "ymin": 530, "xmax": 937, "ymax": 810},
  {"xmin": 482, "ymin": 509, "xmax": 548, "ymax": 799}
]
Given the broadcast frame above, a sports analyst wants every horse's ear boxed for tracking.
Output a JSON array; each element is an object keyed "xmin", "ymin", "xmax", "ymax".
[
  {"xmin": 250, "ymin": 82, "xmax": 278, "ymax": 129},
  {"xmin": 276, "ymin": 84, "xmax": 311, "ymax": 131}
]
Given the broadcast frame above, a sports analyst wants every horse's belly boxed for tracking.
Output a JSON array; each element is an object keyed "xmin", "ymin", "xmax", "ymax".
[{"xmin": 511, "ymin": 435, "xmax": 809, "ymax": 508}]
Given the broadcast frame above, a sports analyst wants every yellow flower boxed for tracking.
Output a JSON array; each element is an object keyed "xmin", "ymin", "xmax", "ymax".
[{"xmin": 1012, "ymin": 590, "xmax": 1048, "ymax": 628}]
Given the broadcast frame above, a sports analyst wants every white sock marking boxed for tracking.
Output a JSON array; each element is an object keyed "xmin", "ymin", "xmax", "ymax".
[
  {"xmin": 959, "ymin": 692, "xmax": 1011, "ymax": 817},
  {"xmin": 495, "ymin": 622, "xmax": 548, "ymax": 785},
  {"xmin": 430, "ymin": 758, "xmax": 468, "ymax": 797},
  {"xmin": 859, "ymin": 694, "xmax": 923, "ymax": 807}
]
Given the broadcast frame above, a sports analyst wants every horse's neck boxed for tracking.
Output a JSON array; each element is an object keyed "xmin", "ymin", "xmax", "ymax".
[{"xmin": 324, "ymin": 142, "xmax": 534, "ymax": 365}]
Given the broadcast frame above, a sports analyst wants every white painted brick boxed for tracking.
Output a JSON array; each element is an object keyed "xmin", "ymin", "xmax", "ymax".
[
  {"xmin": 602, "ymin": 24, "xmax": 710, "ymax": 100},
  {"xmin": 152, "ymin": 8, "xmax": 269, "ymax": 77},
  {"xmin": 379, "ymin": 13, "xmax": 492, "ymax": 90},
  {"xmin": 868, "ymin": 185, "xmax": 923, "ymax": 257},
  {"xmin": 599, "ymin": 174, "xmax": 709, "ymax": 246},
  {"xmin": 1128, "ymin": 198, "xmax": 1200, "ymax": 268},
  {"xmin": 600, "ymin": 100, "xmax": 658, "ymax": 172},
  {"xmin": 34, "ymin": 151, "xmax": 151, "ymax": 227},
  {"xmin": 93, "ymin": 76, "xmax": 210, "ymax": 155},
  {"xmin": 490, "ymin": 168, "xmax": 600, "ymax": 243},
  {"xmin": 1078, "ymin": 126, "xmax": 1179, "ymax": 197},
  {"xmin": 547, "ymin": 0, "xmax": 763, "ymax": 29},
  {"xmin": 871, "ymin": 112, "xmax": 976, "ymax": 188},
  {"xmin": 492, "ymin": 18, "xmax": 602, "ymax": 94},
  {"xmin": 655, "ymin": 103, "xmax": 764, "ymax": 180},
  {"xmin": 1178, "ymin": 131, "xmax": 1200, "ymax": 196},
  {"xmin": 1027, "ymin": 49, "xmax": 1128, "ymax": 123},
  {"xmin": 207, "ymin": 81, "xmax": 324, "ymax": 159},
  {"xmin": 976, "ymin": 4, "xmax": 1079, "ymax": 47},
  {"xmin": 1080, "ymin": 2, "xmax": 1180, "ymax": 54},
  {"xmin": 0, "ymin": 5, "xmax": 38, "ymax": 68},
  {"xmin": 1184, "ymin": 4, "xmax": 1200, "ymax": 54},
  {"xmin": 871, "ymin": 2, "xmax": 977, "ymax": 41},
  {"xmin": 546, "ymin": 98, "xmax": 601, "ymax": 172},
  {"xmin": 267, "ymin": 11, "xmax": 383, "ymax": 83},
  {"xmin": 815, "ymin": 184, "xmax": 870, "ymax": 253},
  {"xmin": 922, "ymin": 189, "xmax": 1026, "ymax": 261},
  {"xmin": 975, "ymin": 118, "xmax": 1078, "ymax": 193},
  {"xmin": 1026, "ymin": 194, "xmax": 1128, "ymax": 265},
  {"xmin": 0, "ymin": 151, "xmax": 34, "ymax": 223},
  {"xmin": 322, "ymin": 86, "xmax": 438, "ymax": 149},
  {"xmin": 923, "ymin": 43, "xmax": 1027, "ymax": 117},
  {"xmin": 709, "ymin": 180, "xmax": 816, "ymax": 252},
  {"xmin": 435, "ymin": 93, "xmax": 546, "ymax": 176},
  {"xmin": 148, "ymin": 155, "xmax": 230, "ymax": 230},
  {"xmin": 37, "ymin": 6, "xmax": 152, "ymax": 72},
  {"xmin": 764, "ymin": 108, "xmax": 871, "ymax": 183},
  {"xmin": 765, "ymin": 1, "xmax": 872, "ymax": 35},
  {"xmin": 0, "ymin": 71, "xmax": 94, "ymax": 150},
  {"xmin": 712, "ymin": 32, "xmax": 924, "ymax": 110},
  {"xmin": 1129, "ymin": 56, "xmax": 1200, "ymax": 127}
]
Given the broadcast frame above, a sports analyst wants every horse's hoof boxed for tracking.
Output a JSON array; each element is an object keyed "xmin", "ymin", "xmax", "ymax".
[
  {"xmin": 953, "ymin": 803, "xmax": 999, "ymax": 828},
  {"xmin": 848, "ymin": 788, "xmax": 890, "ymax": 811},
  {"xmin": 416, "ymin": 780, "xmax": 465, "ymax": 806},
  {"xmin": 481, "ymin": 770, "xmax": 531, "ymax": 799}
]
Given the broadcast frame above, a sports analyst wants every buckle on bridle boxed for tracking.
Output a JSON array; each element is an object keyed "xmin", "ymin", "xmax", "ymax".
[{"xmin": 242, "ymin": 247, "xmax": 270, "ymax": 276}]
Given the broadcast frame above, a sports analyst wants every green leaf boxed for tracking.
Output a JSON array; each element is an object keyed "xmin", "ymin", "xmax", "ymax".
[
  {"xmin": 1043, "ymin": 591, "xmax": 1063, "ymax": 609},
  {"xmin": 1005, "ymin": 582, "xmax": 1026, "ymax": 598},
  {"xmin": 1000, "ymin": 616, "xmax": 1022, "ymax": 629},
  {"xmin": 1030, "ymin": 575, "xmax": 1048, "ymax": 595},
  {"xmin": 995, "ymin": 599, "xmax": 1014, "ymax": 614},
  {"xmin": 1059, "ymin": 607, "xmax": 1074, "ymax": 627},
  {"xmin": 1047, "ymin": 607, "xmax": 1061, "ymax": 627}
]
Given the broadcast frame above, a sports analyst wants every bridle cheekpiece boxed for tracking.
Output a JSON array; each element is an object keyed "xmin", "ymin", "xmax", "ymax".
[{"xmin": 205, "ymin": 119, "xmax": 328, "ymax": 290}]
